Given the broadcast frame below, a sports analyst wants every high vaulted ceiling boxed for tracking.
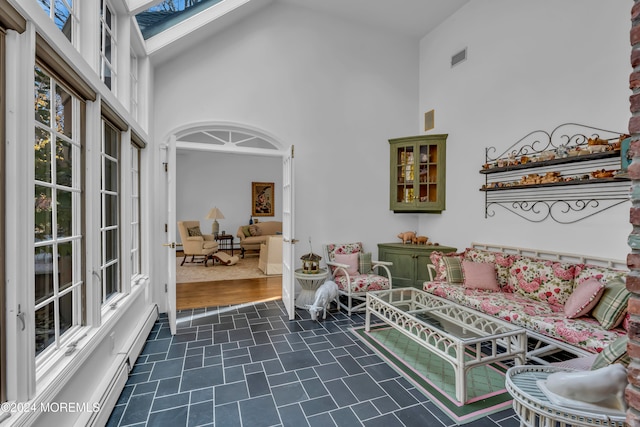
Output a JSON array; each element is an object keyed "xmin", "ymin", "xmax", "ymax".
[
  {"xmin": 277, "ymin": 0, "xmax": 470, "ymax": 39},
  {"xmin": 130, "ymin": 0, "xmax": 470, "ymax": 65}
]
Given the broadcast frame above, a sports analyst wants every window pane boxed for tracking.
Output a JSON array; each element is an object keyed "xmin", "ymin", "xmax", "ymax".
[
  {"xmin": 53, "ymin": 0, "xmax": 72, "ymax": 41},
  {"xmin": 103, "ymin": 64, "xmax": 112, "ymax": 90},
  {"xmin": 104, "ymin": 34, "xmax": 112, "ymax": 64},
  {"xmin": 59, "ymin": 242, "xmax": 73, "ymax": 292},
  {"xmin": 104, "ymin": 264, "xmax": 118, "ymax": 302},
  {"xmin": 56, "ymin": 137, "xmax": 73, "ymax": 187},
  {"xmin": 105, "ymin": 229, "xmax": 118, "ymax": 262},
  {"xmin": 59, "ymin": 291, "xmax": 72, "ymax": 336},
  {"xmin": 35, "ymin": 127, "xmax": 52, "ymax": 183},
  {"xmin": 57, "ymin": 189, "xmax": 72, "ymax": 238},
  {"xmin": 55, "ymin": 85, "xmax": 73, "ymax": 138},
  {"xmin": 104, "ymin": 125, "xmax": 118, "ymax": 157},
  {"xmin": 35, "ymin": 246, "xmax": 54, "ymax": 305},
  {"xmin": 105, "ymin": 5, "xmax": 112, "ymax": 31},
  {"xmin": 104, "ymin": 159, "xmax": 118, "ymax": 192},
  {"xmin": 104, "ymin": 194, "xmax": 118, "ymax": 226},
  {"xmin": 35, "ymin": 303, "xmax": 55, "ymax": 356},
  {"xmin": 35, "ymin": 67, "xmax": 51, "ymax": 126},
  {"xmin": 35, "ymin": 185, "xmax": 52, "ymax": 242}
]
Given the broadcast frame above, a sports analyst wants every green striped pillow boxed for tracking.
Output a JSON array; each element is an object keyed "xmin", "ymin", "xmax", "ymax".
[
  {"xmin": 359, "ymin": 252, "xmax": 372, "ymax": 274},
  {"xmin": 591, "ymin": 335, "xmax": 630, "ymax": 370},
  {"xmin": 442, "ymin": 256, "xmax": 464, "ymax": 283},
  {"xmin": 591, "ymin": 277, "xmax": 630, "ymax": 330}
]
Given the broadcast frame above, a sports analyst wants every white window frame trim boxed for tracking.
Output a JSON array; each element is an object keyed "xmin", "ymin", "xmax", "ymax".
[{"xmin": 99, "ymin": 0, "xmax": 117, "ymax": 93}]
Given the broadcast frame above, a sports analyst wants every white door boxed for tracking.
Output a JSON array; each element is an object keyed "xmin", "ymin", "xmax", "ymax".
[
  {"xmin": 164, "ymin": 137, "xmax": 177, "ymax": 334},
  {"xmin": 282, "ymin": 146, "xmax": 296, "ymax": 320}
]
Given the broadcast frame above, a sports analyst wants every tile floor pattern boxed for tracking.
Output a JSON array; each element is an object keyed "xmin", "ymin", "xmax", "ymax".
[{"xmin": 106, "ymin": 300, "xmax": 521, "ymax": 427}]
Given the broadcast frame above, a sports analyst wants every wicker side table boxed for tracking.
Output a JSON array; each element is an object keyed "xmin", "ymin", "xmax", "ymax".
[
  {"xmin": 294, "ymin": 268, "xmax": 328, "ymax": 309},
  {"xmin": 505, "ymin": 365, "xmax": 626, "ymax": 427}
]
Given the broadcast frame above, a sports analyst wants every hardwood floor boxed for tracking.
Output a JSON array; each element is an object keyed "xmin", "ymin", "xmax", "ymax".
[{"xmin": 176, "ymin": 276, "xmax": 282, "ymax": 310}]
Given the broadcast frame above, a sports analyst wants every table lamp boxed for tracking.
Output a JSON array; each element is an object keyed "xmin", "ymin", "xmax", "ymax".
[{"xmin": 206, "ymin": 207, "xmax": 225, "ymax": 235}]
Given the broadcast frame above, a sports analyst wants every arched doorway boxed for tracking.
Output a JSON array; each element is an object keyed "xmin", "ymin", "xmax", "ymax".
[{"xmin": 164, "ymin": 122, "xmax": 296, "ymax": 333}]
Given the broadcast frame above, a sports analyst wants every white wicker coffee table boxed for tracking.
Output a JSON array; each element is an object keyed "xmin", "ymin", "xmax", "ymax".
[
  {"xmin": 366, "ymin": 288, "xmax": 526, "ymax": 403},
  {"xmin": 505, "ymin": 365, "xmax": 626, "ymax": 427}
]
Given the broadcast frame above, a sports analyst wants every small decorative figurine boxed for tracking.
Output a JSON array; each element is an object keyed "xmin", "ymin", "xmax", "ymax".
[
  {"xmin": 412, "ymin": 236, "xmax": 429, "ymax": 245},
  {"xmin": 556, "ymin": 144, "xmax": 569, "ymax": 158},
  {"xmin": 397, "ymin": 231, "xmax": 416, "ymax": 244}
]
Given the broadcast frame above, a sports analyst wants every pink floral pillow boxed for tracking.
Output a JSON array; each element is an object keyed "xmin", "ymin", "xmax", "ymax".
[
  {"xmin": 334, "ymin": 253, "xmax": 359, "ymax": 276},
  {"xmin": 508, "ymin": 258, "xmax": 576, "ymax": 306},
  {"xmin": 564, "ymin": 277, "xmax": 605, "ymax": 319},
  {"xmin": 462, "ymin": 261, "xmax": 500, "ymax": 291}
]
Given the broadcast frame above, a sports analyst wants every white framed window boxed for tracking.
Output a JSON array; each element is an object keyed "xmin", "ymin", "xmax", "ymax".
[
  {"xmin": 37, "ymin": 0, "xmax": 79, "ymax": 46},
  {"xmin": 130, "ymin": 50, "xmax": 138, "ymax": 120},
  {"xmin": 100, "ymin": 120, "xmax": 120, "ymax": 303},
  {"xmin": 33, "ymin": 65, "xmax": 84, "ymax": 358},
  {"xmin": 130, "ymin": 144, "xmax": 140, "ymax": 277},
  {"xmin": 100, "ymin": 0, "xmax": 116, "ymax": 92}
]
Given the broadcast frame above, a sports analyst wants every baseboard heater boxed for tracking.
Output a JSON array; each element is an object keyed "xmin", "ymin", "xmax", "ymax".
[{"xmin": 80, "ymin": 303, "xmax": 158, "ymax": 427}]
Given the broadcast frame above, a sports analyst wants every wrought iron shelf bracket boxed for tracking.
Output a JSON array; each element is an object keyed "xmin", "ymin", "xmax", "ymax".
[{"xmin": 480, "ymin": 123, "xmax": 631, "ymax": 223}]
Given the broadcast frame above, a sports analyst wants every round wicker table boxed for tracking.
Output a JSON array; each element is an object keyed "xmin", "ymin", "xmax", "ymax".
[
  {"xmin": 294, "ymin": 268, "xmax": 328, "ymax": 309},
  {"xmin": 505, "ymin": 365, "xmax": 626, "ymax": 427}
]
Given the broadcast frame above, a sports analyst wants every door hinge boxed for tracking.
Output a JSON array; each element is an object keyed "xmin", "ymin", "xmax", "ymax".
[
  {"xmin": 165, "ymin": 283, "xmax": 168, "ymax": 293},
  {"xmin": 163, "ymin": 162, "xmax": 168, "ymax": 172},
  {"xmin": 291, "ymin": 145, "xmax": 295, "ymax": 158},
  {"xmin": 165, "ymin": 223, "xmax": 168, "ymax": 232}
]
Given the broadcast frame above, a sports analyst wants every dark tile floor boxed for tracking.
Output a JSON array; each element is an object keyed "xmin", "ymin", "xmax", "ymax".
[{"xmin": 106, "ymin": 300, "xmax": 521, "ymax": 427}]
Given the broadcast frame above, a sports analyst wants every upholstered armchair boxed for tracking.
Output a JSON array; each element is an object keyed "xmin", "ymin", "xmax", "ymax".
[
  {"xmin": 323, "ymin": 242, "xmax": 393, "ymax": 315},
  {"xmin": 177, "ymin": 221, "xmax": 219, "ymax": 266}
]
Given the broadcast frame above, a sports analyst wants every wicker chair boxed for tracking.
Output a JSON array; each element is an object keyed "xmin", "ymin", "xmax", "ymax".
[{"xmin": 322, "ymin": 242, "xmax": 392, "ymax": 316}]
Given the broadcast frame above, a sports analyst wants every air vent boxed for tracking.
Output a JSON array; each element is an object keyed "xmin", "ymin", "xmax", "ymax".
[
  {"xmin": 451, "ymin": 48, "xmax": 467, "ymax": 67},
  {"xmin": 424, "ymin": 110, "xmax": 435, "ymax": 132}
]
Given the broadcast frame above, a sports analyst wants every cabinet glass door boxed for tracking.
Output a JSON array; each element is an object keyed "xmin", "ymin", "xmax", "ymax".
[
  {"xmin": 395, "ymin": 145, "xmax": 415, "ymax": 206},
  {"xmin": 417, "ymin": 143, "xmax": 439, "ymax": 205},
  {"xmin": 389, "ymin": 134, "xmax": 447, "ymax": 213}
]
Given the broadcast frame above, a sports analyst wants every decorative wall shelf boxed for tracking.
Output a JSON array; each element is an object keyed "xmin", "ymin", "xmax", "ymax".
[{"xmin": 480, "ymin": 123, "xmax": 630, "ymax": 224}]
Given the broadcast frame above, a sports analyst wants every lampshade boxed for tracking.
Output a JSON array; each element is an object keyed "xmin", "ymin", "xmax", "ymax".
[
  {"xmin": 206, "ymin": 207, "xmax": 225, "ymax": 220},
  {"xmin": 206, "ymin": 207, "xmax": 225, "ymax": 234}
]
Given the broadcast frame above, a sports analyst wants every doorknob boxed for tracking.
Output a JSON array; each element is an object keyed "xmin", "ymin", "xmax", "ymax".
[
  {"xmin": 162, "ymin": 242, "xmax": 176, "ymax": 248},
  {"xmin": 283, "ymin": 238, "xmax": 299, "ymax": 244}
]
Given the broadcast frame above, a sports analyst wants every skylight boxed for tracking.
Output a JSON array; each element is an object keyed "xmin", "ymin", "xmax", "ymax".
[{"xmin": 135, "ymin": 0, "xmax": 225, "ymax": 40}]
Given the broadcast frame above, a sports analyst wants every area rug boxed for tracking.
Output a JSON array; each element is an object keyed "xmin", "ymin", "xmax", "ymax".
[
  {"xmin": 352, "ymin": 325, "xmax": 513, "ymax": 424},
  {"xmin": 176, "ymin": 255, "xmax": 277, "ymax": 283}
]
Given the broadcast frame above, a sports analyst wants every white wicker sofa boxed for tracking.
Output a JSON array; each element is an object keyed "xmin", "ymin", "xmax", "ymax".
[{"xmin": 423, "ymin": 243, "xmax": 629, "ymax": 364}]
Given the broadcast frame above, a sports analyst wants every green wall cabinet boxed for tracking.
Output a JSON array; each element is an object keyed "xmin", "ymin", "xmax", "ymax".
[
  {"xmin": 377, "ymin": 243, "xmax": 457, "ymax": 289},
  {"xmin": 389, "ymin": 134, "xmax": 447, "ymax": 213}
]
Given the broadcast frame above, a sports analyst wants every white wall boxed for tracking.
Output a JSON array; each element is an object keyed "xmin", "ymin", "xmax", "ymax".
[
  {"xmin": 418, "ymin": 0, "xmax": 631, "ymax": 260},
  {"xmin": 154, "ymin": 2, "xmax": 420, "ymax": 259},
  {"xmin": 176, "ymin": 151, "xmax": 282, "ymax": 242}
]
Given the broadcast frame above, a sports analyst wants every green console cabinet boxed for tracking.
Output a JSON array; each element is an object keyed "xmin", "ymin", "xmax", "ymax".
[
  {"xmin": 377, "ymin": 243, "xmax": 457, "ymax": 289},
  {"xmin": 389, "ymin": 134, "xmax": 447, "ymax": 213}
]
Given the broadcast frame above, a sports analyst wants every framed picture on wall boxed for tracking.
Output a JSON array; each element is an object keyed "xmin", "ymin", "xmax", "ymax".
[{"xmin": 252, "ymin": 182, "xmax": 274, "ymax": 216}]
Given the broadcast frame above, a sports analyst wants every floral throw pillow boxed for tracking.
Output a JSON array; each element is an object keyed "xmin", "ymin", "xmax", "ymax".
[
  {"xmin": 429, "ymin": 251, "xmax": 465, "ymax": 281},
  {"xmin": 508, "ymin": 258, "xmax": 576, "ymax": 306}
]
